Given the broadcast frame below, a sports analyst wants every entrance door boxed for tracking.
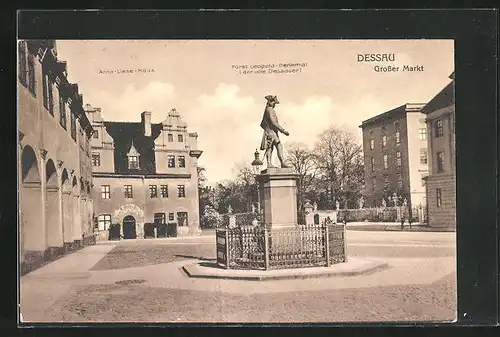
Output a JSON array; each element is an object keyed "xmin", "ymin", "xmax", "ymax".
[
  {"xmin": 122, "ymin": 215, "xmax": 137, "ymax": 239},
  {"xmin": 154, "ymin": 213, "xmax": 166, "ymax": 238}
]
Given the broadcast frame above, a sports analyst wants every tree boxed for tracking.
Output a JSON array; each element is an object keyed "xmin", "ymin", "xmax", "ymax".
[
  {"xmin": 285, "ymin": 142, "xmax": 318, "ymax": 223},
  {"xmin": 197, "ymin": 166, "xmax": 207, "ymax": 188},
  {"xmin": 234, "ymin": 163, "xmax": 258, "ymax": 211},
  {"xmin": 198, "ymin": 166, "xmax": 212, "ymax": 223},
  {"xmin": 313, "ymin": 127, "xmax": 364, "ymax": 209}
]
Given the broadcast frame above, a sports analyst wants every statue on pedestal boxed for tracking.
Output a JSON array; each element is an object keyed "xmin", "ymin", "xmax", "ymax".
[
  {"xmin": 259, "ymin": 95, "xmax": 291, "ymax": 168},
  {"xmin": 335, "ymin": 200, "xmax": 340, "ymax": 210},
  {"xmin": 313, "ymin": 202, "xmax": 318, "ymax": 212},
  {"xmin": 358, "ymin": 196, "xmax": 364, "ymax": 209},
  {"xmin": 382, "ymin": 199, "xmax": 387, "ymax": 208},
  {"xmin": 227, "ymin": 205, "xmax": 233, "ymax": 214}
]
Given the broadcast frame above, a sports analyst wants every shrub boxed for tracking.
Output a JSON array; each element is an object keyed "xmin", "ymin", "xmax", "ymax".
[
  {"xmin": 337, "ymin": 207, "xmax": 398, "ymax": 222},
  {"xmin": 201, "ymin": 205, "xmax": 222, "ymax": 228}
]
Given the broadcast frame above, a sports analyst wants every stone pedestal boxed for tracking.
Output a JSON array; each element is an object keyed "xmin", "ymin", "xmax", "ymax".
[
  {"xmin": 257, "ymin": 167, "xmax": 299, "ymax": 228},
  {"xmin": 257, "ymin": 167, "xmax": 300, "ymax": 250}
]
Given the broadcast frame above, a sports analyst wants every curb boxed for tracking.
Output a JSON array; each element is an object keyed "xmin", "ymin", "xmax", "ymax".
[
  {"xmin": 345, "ymin": 225, "xmax": 455, "ymax": 233},
  {"xmin": 182, "ymin": 260, "xmax": 389, "ymax": 281}
]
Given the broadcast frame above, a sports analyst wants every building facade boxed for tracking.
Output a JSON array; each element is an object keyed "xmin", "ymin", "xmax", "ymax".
[
  {"xmin": 360, "ymin": 103, "xmax": 429, "ymax": 208},
  {"xmin": 18, "ymin": 40, "xmax": 95, "ymax": 275},
  {"xmin": 422, "ymin": 73, "xmax": 456, "ymax": 228},
  {"xmin": 86, "ymin": 106, "xmax": 203, "ymax": 239}
]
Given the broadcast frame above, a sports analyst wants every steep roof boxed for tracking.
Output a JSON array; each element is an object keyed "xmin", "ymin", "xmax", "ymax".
[
  {"xmin": 103, "ymin": 122, "xmax": 162, "ymax": 174},
  {"xmin": 161, "ymin": 108, "xmax": 187, "ymax": 128},
  {"xmin": 421, "ymin": 79, "xmax": 455, "ymax": 114},
  {"xmin": 360, "ymin": 103, "xmax": 425, "ymax": 128}
]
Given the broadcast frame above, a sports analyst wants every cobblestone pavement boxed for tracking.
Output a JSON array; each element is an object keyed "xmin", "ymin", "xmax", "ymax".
[{"xmin": 20, "ymin": 230, "xmax": 456, "ymax": 323}]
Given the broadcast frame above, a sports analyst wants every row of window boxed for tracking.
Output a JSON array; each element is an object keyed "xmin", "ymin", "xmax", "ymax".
[
  {"xmin": 153, "ymin": 212, "xmax": 188, "ymax": 225},
  {"xmin": 92, "ymin": 153, "xmax": 188, "ymax": 169},
  {"xmin": 167, "ymin": 155, "xmax": 186, "ymax": 168},
  {"xmin": 92, "ymin": 130, "xmax": 185, "ymax": 143},
  {"xmin": 369, "ymin": 131, "xmax": 402, "ymax": 150},
  {"xmin": 96, "ymin": 212, "xmax": 188, "ymax": 231},
  {"xmin": 94, "ymin": 133, "xmax": 185, "ymax": 142},
  {"xmin": 168, "ymin": 133, "xmax": 184, "ymax": 143},
  {"xmin": 368, "ymin": 121, "xmax": 446, "ymax": 152},
  {"xmin": 19, "ymin": 42, "xmax": 78, "ymax": 142},
  {"xmin": 370, "ymin": 151, "xmax": 402, "ymax": 171},
  {"xmin": 370, "ymin": 148, "xmax": 429, "ymax": 172},
  {"xmin": 370, "ymin": 173, "xmax": 404, "ymax": 191},
  {"xmin": 100, "ymin": 184, "xmax": 186, "ymax": 199}
]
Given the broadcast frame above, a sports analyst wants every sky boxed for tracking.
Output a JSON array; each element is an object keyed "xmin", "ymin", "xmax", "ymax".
[{"xmin": 56, "ymin": 40, "xmax": 454, "ymax": 183}]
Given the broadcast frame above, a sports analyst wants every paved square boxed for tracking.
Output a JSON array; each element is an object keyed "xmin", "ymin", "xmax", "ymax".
[{"xmin": 20, "ymin": 230, "xmax": 456, "ymax": 323}]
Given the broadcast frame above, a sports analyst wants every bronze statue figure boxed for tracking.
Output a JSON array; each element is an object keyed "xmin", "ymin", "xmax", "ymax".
[{"xmin": 259, "ymin": 95, "xmax": 290, "ymax": 168}]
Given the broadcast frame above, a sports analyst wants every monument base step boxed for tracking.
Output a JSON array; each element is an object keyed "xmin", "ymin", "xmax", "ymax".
[{"xmin": 182, "ymin": 258, "xmax": 388, "ymax": 281}]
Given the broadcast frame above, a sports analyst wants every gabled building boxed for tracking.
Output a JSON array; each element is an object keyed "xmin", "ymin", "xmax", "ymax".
[
  {"xmin": 422, "ymin": 72, "xmax": 456, "ymax": 229},
  {"xmin": 18, "ymin": 40, "xmax": 95, "ymax": 275},
  {"xmin": 86, "ymin": 106, "xmax": 203, "ymax": 239},
  {"xmin": 360, "ymin": 103, "xmax": 429, "ymax": 208}
]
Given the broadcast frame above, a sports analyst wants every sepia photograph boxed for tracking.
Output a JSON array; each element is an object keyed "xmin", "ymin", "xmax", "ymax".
[{"xmin": 18, "ymin": 39, "xmax": 456, "ymax": 323}]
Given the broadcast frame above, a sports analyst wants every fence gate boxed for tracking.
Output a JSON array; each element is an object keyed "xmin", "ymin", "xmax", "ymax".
[{"xmin": 216, "ymin": 229, "xmax": 228, "ymax": 268}]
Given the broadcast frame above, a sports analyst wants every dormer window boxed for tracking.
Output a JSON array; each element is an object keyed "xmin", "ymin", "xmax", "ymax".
[
  {"xmin": 127, "ymin": 140, "xmax": 140, "ymax": 170},
  {"xmin": 128, "ymin": 156, "xmax": 139, "ymax": 169}
]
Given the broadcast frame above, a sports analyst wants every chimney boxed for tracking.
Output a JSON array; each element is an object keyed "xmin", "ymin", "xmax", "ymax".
[{"xmin": 141, "ymin": 111, "xmax": 152, "ymax": 137}]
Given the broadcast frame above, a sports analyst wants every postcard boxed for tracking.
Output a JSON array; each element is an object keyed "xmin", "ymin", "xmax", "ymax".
[{"xmin": 18, "ymin": 39, "xmax": 456, "ymax": 323}]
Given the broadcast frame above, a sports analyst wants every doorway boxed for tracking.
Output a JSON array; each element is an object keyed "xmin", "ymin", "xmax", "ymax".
[
  {"xmin": 122, "ymin": 215, "xmax": 137, "ymax": 239},
  {"xmin": 154, "ymin": 213, "xmax": 166, "ymax": 238}
]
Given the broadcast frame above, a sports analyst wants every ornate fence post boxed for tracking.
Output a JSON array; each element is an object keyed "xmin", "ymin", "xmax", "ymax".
[
  {"xmin": 343, "ymin": 223, "xmax": 348, "ymax": 262},
  {"xmin": 225, "ymin": 228, "xmax": 230, "ymax": 269},
  {"xmin": 324, "ymin": 224, "xmax": 330, "ymax": 267},
  {"xmin": 264, "ymin": 226, "xmax": 269, "ymax": 270}
]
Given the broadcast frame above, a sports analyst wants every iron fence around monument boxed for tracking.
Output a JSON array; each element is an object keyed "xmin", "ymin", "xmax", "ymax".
[{"xmin": 215, "ymin": 223, "xmax": 346, "ymax": 270}]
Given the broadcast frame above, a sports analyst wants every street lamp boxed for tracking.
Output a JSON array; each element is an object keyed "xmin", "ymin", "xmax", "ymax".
[
  {"xmin": 251, "ymin": 149, "xmax": 263, "ymax": 216},
  {"xmin": 251, "ymin": 149, "xmax": 263, "ymax": 175}
]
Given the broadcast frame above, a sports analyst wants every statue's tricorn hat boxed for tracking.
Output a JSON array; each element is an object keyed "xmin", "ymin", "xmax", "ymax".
[{"xmin": 265, "ymin": 95, "xmax": 280, "ymax": 104}]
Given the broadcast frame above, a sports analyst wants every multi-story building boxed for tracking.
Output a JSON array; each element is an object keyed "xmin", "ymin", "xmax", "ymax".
[
  {"xmin": 18, "ymin": 40, "xmax": 95, "ymax": 275},
  {"xmin": 422, "ymin": 72, "xmax": 455, "ymax": 229},
  {"xmin": 86, "ymin": 106, "xmax": 203, "ymax": 239},
  {"xmin": 360, "ymin": 103, "xmax": 429, "ymax": 208}
]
